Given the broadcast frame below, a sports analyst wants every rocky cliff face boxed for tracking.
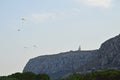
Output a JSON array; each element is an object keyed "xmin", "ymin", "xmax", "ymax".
[
  {"xmin": 98, "ymin": 34, "xmax": 120, "ymax": 69},
  {"xmin": 23, "ymin": 34, "xmax": 120, "ymax": 79},
  {"xmin": 80, "ymin": 34, "xmax": 120, "ymax": 72},
  {"xmin": 23, "ymin": 50, "xmax": 97, "ymax": 79}
]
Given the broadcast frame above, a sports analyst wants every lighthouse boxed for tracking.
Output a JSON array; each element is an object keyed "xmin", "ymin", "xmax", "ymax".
[{"xmin": 78, "ymin": 45, "xmax": 81, "ymax": 51}]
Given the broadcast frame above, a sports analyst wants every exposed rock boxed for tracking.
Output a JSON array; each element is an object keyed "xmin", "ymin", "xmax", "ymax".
[
  {"xmin": 98, "ymin": 34, "xmax": 120, "ymax": 69},
  {"xmin": 23, "ymin": 50, "xmax": 96, "ymax": 79},
  {"xmin": 23, "ymin": 34, "xmax": 120, "ymax": 79}
]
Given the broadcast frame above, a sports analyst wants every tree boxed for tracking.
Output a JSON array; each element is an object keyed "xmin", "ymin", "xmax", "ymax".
[
  {"xmin": 0, "ymin": 76, "xmax": 18, "ymax": 80},
  {"xmin": 21, "ymin": 72, "xmax": 36, "ymax": 80},
  {"xmin": 8, "ymin": 72, "xmax": 22, "ymax": 80},
  {"xmin": 36, "ymin": 73, "xmax": 50, "ymax": 80},
  {"xmin": 8, "ymin": 72, "xmax": 36, "ymax": 80}
]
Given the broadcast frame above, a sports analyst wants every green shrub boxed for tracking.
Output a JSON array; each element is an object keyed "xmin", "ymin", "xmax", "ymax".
[{"xmin": 36, "ymin": 73, "xmax": 50, "ymax": 80}]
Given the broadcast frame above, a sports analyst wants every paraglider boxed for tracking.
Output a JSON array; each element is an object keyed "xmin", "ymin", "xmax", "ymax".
[
  {"xmin": 17, "ymin": 29, "xmax": 21, "ymax": 31},
  {"xmin": 21, "ymin": 18, "xmax": 25, "ymax": 21},
  {"xmin": 33, "ymin": 45, "xmax": 37, "ymax": 48},
  {"xmin": 21, "ymin": 17, "xmax": 25, "ymax": 26},
  {"xmin": 17, "ymin": 17, "xmax": 26, "ymax": 31}
]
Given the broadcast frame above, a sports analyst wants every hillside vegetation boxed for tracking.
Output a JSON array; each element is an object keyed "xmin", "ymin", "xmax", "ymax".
[
  {"xmin": 1, "ymin": 70, "xmax": 120, "ymax": 80},
  {"xmin": 58, "ymin": 70, "xmax": 120, "ymax": 80},
  {"xmin": 0, "ymin": 72, "xmax": 50, "ymax": 80}
]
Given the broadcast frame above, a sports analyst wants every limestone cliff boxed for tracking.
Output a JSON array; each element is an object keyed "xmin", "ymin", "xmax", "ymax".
[
  {"xmin": 98, "ymin": 34, "xmax": 120, "ymax": 69},
  {"xmin": 23, "ymin": 50, "xmax": 96, "ymax": 79},
  {"xmin": 23, "ymin": 34, "xmax": 120, "ymax": 79}
]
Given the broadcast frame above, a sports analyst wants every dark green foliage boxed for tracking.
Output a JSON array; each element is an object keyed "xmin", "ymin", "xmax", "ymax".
[
  {"xmin": 60, "ymin": 70, "xmax": 120, "ymax": 80},
  {"xmin": 63, "ymin": 73, "xmax": 84, "ymax": 80},
  {"xmin": 0, "ymin": 76, "xmax": 18, "ymax": 80},
  {"xmin": 1, "ymin": 72, "xmax": 50, "ymax": 80},
  {"xmin": 8, "ymin": 72, "xmax": 22, "ymax": 80},
  {"xmin": 1, "ymin": 70, "xmax": 120, "ymax": 80},
  {"xmin": 21, "ymin": 72, "xmax": 36, "ymax": 80},
  {"xmin": 36, "ymin": 73, "xmax": 50, "ymax": 80},
  {"xmin": 92, "ymin": 70, "xmax": 120, "ymax": 80}
]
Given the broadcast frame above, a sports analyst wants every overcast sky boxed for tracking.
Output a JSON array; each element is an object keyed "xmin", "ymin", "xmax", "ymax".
[{"xmin": 0, "ymin": 0, "xmax": 120, "ymax": 76}]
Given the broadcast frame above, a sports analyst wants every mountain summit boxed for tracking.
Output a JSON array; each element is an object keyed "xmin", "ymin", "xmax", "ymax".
[{"xmin": 23, "ymin": 34, "xmax": 120, "ymax": 79}]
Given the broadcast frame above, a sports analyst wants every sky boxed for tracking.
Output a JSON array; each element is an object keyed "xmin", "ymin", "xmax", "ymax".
[{"xmin": 0, "ymin": 0, "xmax": 120, "ymax": 76}]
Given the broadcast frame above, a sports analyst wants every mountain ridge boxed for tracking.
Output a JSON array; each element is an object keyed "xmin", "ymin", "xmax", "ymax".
[{"xmin": 23, "ymin": 34, "xmax": 120, "ymax": 79}]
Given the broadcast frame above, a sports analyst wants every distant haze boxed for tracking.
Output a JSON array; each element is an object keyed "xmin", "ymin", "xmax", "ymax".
[{"xmin": 0, "ymin": 0, "xmax": 120, "ymax": 76}]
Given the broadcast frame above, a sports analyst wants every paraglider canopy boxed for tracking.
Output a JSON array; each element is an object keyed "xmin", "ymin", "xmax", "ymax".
[
  {"xmin": 17, "ymin": 29, "xmax": 21, "ymax": 31},
  {"xmin": 21, "ymin": 18, "xmax": 25, "ymax": 21}
]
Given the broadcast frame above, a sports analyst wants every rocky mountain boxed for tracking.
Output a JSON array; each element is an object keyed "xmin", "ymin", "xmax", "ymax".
[
  {"xmin": 23, "ymin": 50, "xmax": 97, "ymax": 79},
  {"xmin": 78, "ymin": 34, "xmax": 120, "ymax": 72},
  {"xmin": 23, "ymin": 34, "xmax": 120, "ymax": 79},
  {"xmin": 97, "ymin": 34, "xmax": 120, "ymax": 69}
]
